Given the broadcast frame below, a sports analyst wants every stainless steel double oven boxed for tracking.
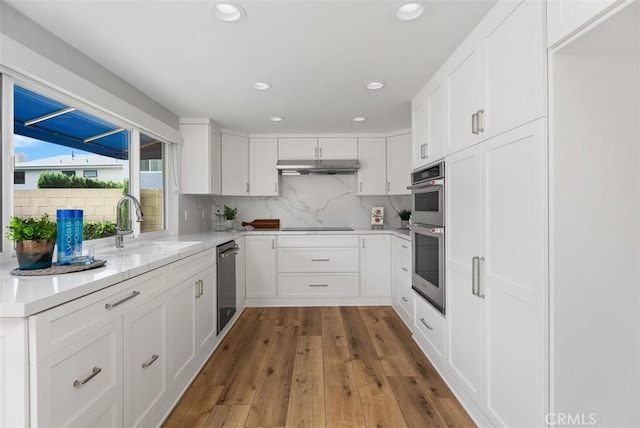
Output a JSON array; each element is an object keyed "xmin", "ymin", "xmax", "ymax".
[{"xmin": 408, "ymin": 161, "xmax": 446, "ymax": 314}]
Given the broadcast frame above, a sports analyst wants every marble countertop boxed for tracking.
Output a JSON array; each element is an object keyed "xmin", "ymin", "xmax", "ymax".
[{"xmin": 0, "ymin": 228, "xmax": 410, "ymax": 318}]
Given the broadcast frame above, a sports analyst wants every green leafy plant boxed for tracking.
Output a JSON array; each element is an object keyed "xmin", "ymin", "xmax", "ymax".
[
  {"xmin": 398, "ymin": 209, "xmax": 412, "ymax": 221},
  {"xmin": 83, "ymin": 221, "xmax": 117, "ymax": 240},
  {"xmin": 223, "ymin": 205, "xmax": 238, "ymax": 220},
  {"xmin": 5, "ymin": 214, "xmax": 57, "ymax": 241},
  {"xmin": 37, "ymin": 172, "xmax": 123, "ymax": 189}
]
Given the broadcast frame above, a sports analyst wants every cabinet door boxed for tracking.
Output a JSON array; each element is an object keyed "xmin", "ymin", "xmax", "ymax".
[
  {"xmin": 221, "ymin": 133, "xmax": 249, "ymax": 195},
  {"xmin": 180, "ymin": 122, "xmax": 212, "ymax": 194},
  {"xmin": 357, "ymin": 137, "xmax": 387, "ymax": 195},
  {"xmin": 166, "ymin": 278, "xmax": 196, "ymax": 385},
  {"xmin": 123, "ymin": 295, "xmax": 167, "ymax": 427},
  {"xmin": 245, "ymin": 235, "xmax": 277, "ymax": 298},
  {"xmin": 446, "ymin": 44, "xmax": 482, "ymax": 154},
  {"xmin": 318, "ymin": 137, "xmax": 358, "ymax": 159},
  {"xmin": 235, "ymin": 236, "xmax": 246, "ymax": 312},
  {"xmin": 445, "ymin": 145, "xmax": 484, "ymax": 406},
  {"xmin": 278, "ymin": 138, "xmax": 318, "ymax": 160},
  {"xmin": 483, "ymin": 0, "xmax": 545, "ymax": 141},
  {"xmin": 386, "ymin": 133, "xmax": 411, "ymax": 195},
  {"xmin": 547, "ymin": 0, "xmax": 617, "ymax": 47},
  {"xmin": 426, "ymin": 81, "xmax": 447, "ymax": 162},
  {"xmin": 195, "ymin": 265, "xmax": 216, "ymax": 352},
  {"xmin": 359, "ymin": 235, "xmax": 391, "ymax": 297},
  {"xmin": 482, "ymin": 120, "xmax": 546, "ymax": 427},
  {"xmin": 249, "ymin": 138, "xmax": 279, "ymax": 196},
  {"xmin": 412, "ymin": 90, "xmax": 429, "ymax": 169}
]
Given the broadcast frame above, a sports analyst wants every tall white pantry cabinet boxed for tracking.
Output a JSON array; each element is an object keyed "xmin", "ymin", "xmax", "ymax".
[{"xmin": 411, "ymin": 0, "xmax": 640, "ymax": 426}]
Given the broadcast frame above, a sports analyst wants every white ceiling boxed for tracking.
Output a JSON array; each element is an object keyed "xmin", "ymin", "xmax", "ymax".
[{"xmin": 6, "ymin": 0, "xmax": 496, "ymax": 133}]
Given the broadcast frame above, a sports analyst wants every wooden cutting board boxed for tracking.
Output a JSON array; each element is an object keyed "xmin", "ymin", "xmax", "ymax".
[{"xmin": 241, "ymin": 219, "xmax": 280, "ymax": 229}]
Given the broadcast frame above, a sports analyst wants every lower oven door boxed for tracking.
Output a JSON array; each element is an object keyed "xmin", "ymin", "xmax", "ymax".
[{"xmin": 411, "ymin": 224, "xmax": 446, "ymax": 315}]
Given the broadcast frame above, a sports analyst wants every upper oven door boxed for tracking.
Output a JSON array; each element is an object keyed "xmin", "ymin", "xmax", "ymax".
[{"xmin": 409, "ymin": 180, "xmax": 444, "ymax": 227}]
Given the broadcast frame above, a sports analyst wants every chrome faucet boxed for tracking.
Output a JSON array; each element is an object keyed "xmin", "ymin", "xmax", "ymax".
[{"xmin": 115, "ymin": 195, "xmax": 144, "ymax": 248}]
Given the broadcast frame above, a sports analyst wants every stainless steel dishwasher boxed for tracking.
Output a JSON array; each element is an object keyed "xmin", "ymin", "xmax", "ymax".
[{"xmin": 216, "ymin": 240, "xmax": 237, "ymax": 334}]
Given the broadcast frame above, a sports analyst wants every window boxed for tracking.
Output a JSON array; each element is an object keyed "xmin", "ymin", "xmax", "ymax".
[
  {"xmin": 14, "ymin": 171, "xmax": 25, "ymax": 184},
  {"xmin": 140, "ymin": 133, "xmax": 165, "ymax": 232},
  {"xmin": 13, "ymin": 85, "xmax": 130, "ymax": 240}
]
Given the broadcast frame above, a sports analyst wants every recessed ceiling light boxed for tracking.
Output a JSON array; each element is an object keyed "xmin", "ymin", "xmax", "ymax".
[
  {"xmin": 353, "ymin": 116, "xmax": 367, "ymax": 122},
  {"xmin": 270, "ymin": 116, "xmax": 284, "ymax": 122},
  {"xmin": 252, "ymin": 82, "xmax": 272, "ymax": 90},
  {"xmin": 366, "ymin": 81, "xmax": 385, "ymax": 90},
  {"xmin": 209, "ymin": 1, "xmax": 246, "ymax": 22},
  {"xmin": 393, "ymin": 0, "xmax": 428, "ymax": 21}
]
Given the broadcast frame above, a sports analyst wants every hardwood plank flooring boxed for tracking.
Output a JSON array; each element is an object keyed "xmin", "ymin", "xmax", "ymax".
[{"xmin": 163, "ymin": 307, "xmax": 475, "ymax": 428}]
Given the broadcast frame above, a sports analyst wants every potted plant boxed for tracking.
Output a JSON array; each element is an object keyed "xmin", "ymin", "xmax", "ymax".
[
  {"xmin": 398, "ymin": 209, "xmax": 411, "ymax": 229},
  {"xmin": 6, "ymin": 214, "xmax": 57, "ymax": 269},
  {"xmin": 223, "ymin": 205, "xmax": 238, "ymax": 230}
]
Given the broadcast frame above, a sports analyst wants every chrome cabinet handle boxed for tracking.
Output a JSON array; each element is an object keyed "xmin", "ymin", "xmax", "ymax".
[
  {"xmin": 274, "ymin": 182, "xmax": 278, "ymax": 193},
  {"xmin": 311, "ymin": 258, "xmax": 330, "ymax": 262},
  {"xmin": 471, "ymin": 113, "xmax": 478, "ymax": 134},
  {"xmin": 142, "ymin": 354, "xmax": 159, "ymax": 368},
  {"xmin": 477, "ymin": 109, "xmax": 485, "ymax": 133},
  {"xmin": 420, "ymin": 144, "xmax": 425, "ymax": 159},
  {"xmin": 362, "ymin": 238, "xmax": 365, "ymax": 249},
  {"xmin": 401, "ymin": 267, "xmax": 409, "ymax": 272},
  {"xmin": 246, "ymin": 182, "xmax": 249, "ymax": 193},
  {"xmin": 401, "ymin": 297, "xmax": 409, "ymax": 302},
  {"xmin": 419, "ymin": 318, "xmax": 434, "ymax": 331},
  {"xmin": 195, "ymin": 279, "xmax": 204, "ymax": 298},
  {"xmin": 73, "ymin": 366, "xmax": 102, "ymax": 388},
  {"xmin": 309, "ymin": 284, "xmax": 328, "ymax": 287},
  {"xmin": 472, "ymin": 256, "xmax": 479, "ymax": 296},
  {"xmin": 359, "ymin": 182, "xmax": 363, "ymax": 192},
  {"xmin": 105, "ymin": 291, "xmax": 140, "ymax": 309},
  {"xmin": 271, "ymin": 238, "xmax": 275, "ymax": 250},
  {"xmin": 314, "ymin": 147, "xmax": 318, "ymax": 158},
  {"xmin": 478, "ymin": 257, "xmax": 486, "ymax": 298},
  {"xmin": 319, "ymin": 147, "xmax": 323, "ymax": 158},
  {"xmin": 387, "ymin": 182, "xmax": 391, "ymax": 192},
  {"xmin": 401, "ymin": 244, "xmax": 408, "ymax": 249}
]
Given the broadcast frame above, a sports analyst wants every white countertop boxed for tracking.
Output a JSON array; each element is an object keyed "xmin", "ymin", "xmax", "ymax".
[{"xmin": 0, "ymin": 229, "xmax": 410, "ymax": 317}]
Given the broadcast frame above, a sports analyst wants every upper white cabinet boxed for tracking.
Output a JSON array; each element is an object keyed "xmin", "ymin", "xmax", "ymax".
[
  {"xmin": 221, "ymin": 133, "xmax": 249, "ymax": 196},
  {"xmin": 278, "ymin": 137, "xmax": 357, "ymax": 160},
  {"xmin": 249, "ymin": 138, "xmax": 279, "ymax": 196},
  {"xmin": 411, "ymin": 89, "xmax": 428, "ymax": 170},
  {"xmin": 357, "ymin": 137, "xmax": 387, "ymax": 195},
  {"xmin": 179, "ymin": 118, "xmax": 221, "ymax": 194},
  {"xmin": 386, "ymin": 133, "xmax": 411, "ymax": 195},
  {"xmin": 547, "ymin": 0, "xmax": 619, "ymax": 47}
]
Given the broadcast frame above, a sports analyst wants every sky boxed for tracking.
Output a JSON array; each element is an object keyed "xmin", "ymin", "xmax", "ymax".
[{"xmin": 14, "ymin": 134, "xmax": 92, "ymax": 162}]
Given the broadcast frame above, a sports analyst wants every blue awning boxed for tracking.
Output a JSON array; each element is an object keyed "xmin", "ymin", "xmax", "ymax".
[{"xmin": 13, "ymin": 85, "xmax": 130, "ymax": 160}]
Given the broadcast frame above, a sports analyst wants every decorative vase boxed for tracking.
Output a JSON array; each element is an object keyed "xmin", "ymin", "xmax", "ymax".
[
  {"xmin": 15, "ymin": 238, "xmax": 55, "ymax": 270},
  {"xmin": 226, "ymin": 219, "xmax": 234, "ymax": 230},
  {"xmin": 400, "ymin": 220, "xmax": 409, "ymax": 229}
]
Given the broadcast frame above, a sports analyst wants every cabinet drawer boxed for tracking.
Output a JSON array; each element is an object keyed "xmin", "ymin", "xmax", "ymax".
[
  {"xmin": 395, "ymin": 253, "xmax": 411, "ymax": 284},
  {"xmin": 414, "ymin": 293, "xmax": 445, "ymax": 360},
  {"xmin": 393, "ymin": 237, "xmax": 411, "ymax": 256},
  {"xmin": 278, "ymin": 235, "xmax": 358, "ymax": 248},
  {"xmin": 278, "ymin": 273, "xmax": 359, "ymax": 297},
  {"xmin": 32, "ymin": 319, "xmax": 123, "ymax": 427},
  {"xmin": 29, "ymin": 269, "xmax": 165, "ymax": 364},
  {"xmin": 397, "ymin": 281, "xmax": 414, "ymax": 321},
  {"xmin": 170, "ymin": 249, "xmax": 215, "ymax": 285},
  {"xmin": 278, "ymin": 248, "xmax": 358, "ymax": 272}
]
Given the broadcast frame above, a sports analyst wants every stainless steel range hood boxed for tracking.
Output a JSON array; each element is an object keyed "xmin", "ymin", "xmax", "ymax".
[{"xmin": 276, "ymin": 159, "xmax": 360, "ymax": 175}]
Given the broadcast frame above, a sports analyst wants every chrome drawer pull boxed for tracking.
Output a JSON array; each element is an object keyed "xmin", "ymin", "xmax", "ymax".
[
  {"xmin": 401, "ymin": 267, "xmax": 409, "ymax": 272},
  {"xmin": 73, "ymin": 366, "xmax": 102, "ymax": 388},
  {"xmin": 309, "ymin": 284, "xmax": 329, "ymax": 287},
  {"xmin": 142, "ymin": 354, "xmax": 159, "ymax": 368},
  {"xmin": 419, "ymin": 318, "xmax": 434, "ymax": 331},
  {"xmin": 105, "ymin": 290, "xmax": 140, "ymax": 309},
  {"xmin": 401, "ymin": 297, "xmax": 409, "ymax": 302},
  {"xmin": 401, "ymin": 245, "xmax": 408, "ymax": 249},
  {"xmin": 311, "ymin": 258, "xmax": 330, "ymax": 262}
]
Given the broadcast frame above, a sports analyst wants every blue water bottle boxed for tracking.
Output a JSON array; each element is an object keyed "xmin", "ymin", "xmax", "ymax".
[
  {"xmin": 73, "ymin": 210, "xmax": 83, "ymax": 260},
  {"xmin": 56, "ymin": 209, "xmax": 74, "ymax": 265}
]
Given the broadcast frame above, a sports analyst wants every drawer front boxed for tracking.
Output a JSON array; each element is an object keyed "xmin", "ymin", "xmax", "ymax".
[
  {"xmin": 30, "ymin": 269, "xmax": 165, "ymax": 363},
  {"xmin": 395, "ymin": 251, "xmax": 411, "ymax": 284},
  {"xmin": 33, "ymin": 319, "xmax": 123, "ymax": 427},
  {"xmin": 170, "ymin": 249, "xmax": 215, "ymax": 285},
  {"xmin": 278, "ymin": 273, "xmax": 359, "ymax": 297},
  {"xmin": 397, "ymin": 280, "xmax": 414, "ymax": 320},
  {"xmin": 393, "ymin": 236, "xmax": 411, "ymax": 256},
  {"xmin": 278, "ymin": 235, "xmax": 358, "ymax": 248},
  {"xmin": 278, "ymin": 248, "xmax": 359, "ymax": 272},
  {"xmin": 414, "ymin": 293, "xmax": 445, "ymax": 359}
]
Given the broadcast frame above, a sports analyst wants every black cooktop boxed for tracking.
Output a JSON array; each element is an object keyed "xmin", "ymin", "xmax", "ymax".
[{"xmin": 281, "ymin": 227, "xmax": 354, "ymax": 231}]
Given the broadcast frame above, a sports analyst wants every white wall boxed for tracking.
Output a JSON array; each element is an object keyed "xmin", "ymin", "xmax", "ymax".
[{"xmin": 211, "ymin": 175, "xmax": 410, "ymax": 230}]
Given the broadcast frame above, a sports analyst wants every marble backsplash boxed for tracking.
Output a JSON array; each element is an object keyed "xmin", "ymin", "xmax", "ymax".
[{"xmin": 211, "ymin": 175, "xmax": 411, "ymax": 230}]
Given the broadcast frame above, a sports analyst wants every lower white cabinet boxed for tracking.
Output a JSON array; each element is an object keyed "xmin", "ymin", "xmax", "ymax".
[
  {"xmin": 359, "ymin": 235, "xmax": 391, "ymax": 297},
  {"xmin": 195, "ymin": 266, "xmax": 216, "ymax": 351},
  {"xmin": 278, "ymin": 273, "xmax": 359, "ymax": 297},
  {"xmin": 235, "ymin": 236, "xmax": 246, "ymax": 312},
  {"xmin": 413, "ymin": 292, "xmax": 446, "ymax": 366},
  {"xmin": 245, "ymin": 235, "xmax": 277, "ymax": 298},
  {"xmin": 391, "ymin": 236, "xmax": 413, "ymax": 326},
  {"xmin": 166, "ymin": 273, "xmax": 197, "ymax": 386}
]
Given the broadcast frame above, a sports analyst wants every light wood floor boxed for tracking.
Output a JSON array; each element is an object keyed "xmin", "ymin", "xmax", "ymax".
[{"xmin": 163, "ymin": 306, "xmax": 475, "ymax": 428}]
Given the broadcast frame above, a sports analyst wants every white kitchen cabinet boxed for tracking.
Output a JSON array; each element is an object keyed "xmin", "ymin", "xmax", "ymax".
[
  {"xmin": 425, "ymin": 81, "xmax": 447, "ymax": 163},
  {"xmin": 277, "ymin": 137, "xmax": 318, "ymax": 160},
  {"xmin": 391, "ymin": 236, "xmax": 413, "ymax": 327},
  {"xmin": 411, "ymin": 89, "xmax": 428, "ymax": 170},
  {"xmin": 123, "ymin": 295, "xmax": 168, "ymax": 427},
  {"xmin": 235, "ymin": 236, "xmax": 246, "ymax": 312},
  {"xmin": 221, "ymin": 133, "xmax": 249, "ymax": 196},
  {"xmin": 194, "ymin": 265, "xmax": 216, "ymax": 352},
  {"xmin": 445, "ymin": 119, "xmax": 547, "ymax": 426},
  {"xmin": 359, "ymin": 235, "xmax": 391, "ymax": 298},
  {"xmin": 413, "ymin": 292, "xmax": 446, "ymax": 367},
  {"xmin": 547, "ymin": 0, "xmax": 618, "ymax": 47},
  {"xmin": 179, "ymin": 118, "xmax": 221, "ymax": 195},
  {"xmin": 357, "ymin": 137, "xmax": 387, "ymax": 195},
  {"xmin": 317, "ymin": 137, "xmax": 358, "ymax": 159},
  {"xmin": 245, "ymin": 235, "xmax": 277, "ymax": 299},
  {"xmin": 76, "ymin": 388, "xmax": 123, "ymax": 428},
  {"xmin": 166, "ymin": 275, "xmax": 197, "ymax": 386},
  {"xmin": 386, "ymin": 133, "xmax": 411, "ymax": 195},
  {"xmin": 249, "ymin": 137, "xmax": 279, "ymax": 196}
]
